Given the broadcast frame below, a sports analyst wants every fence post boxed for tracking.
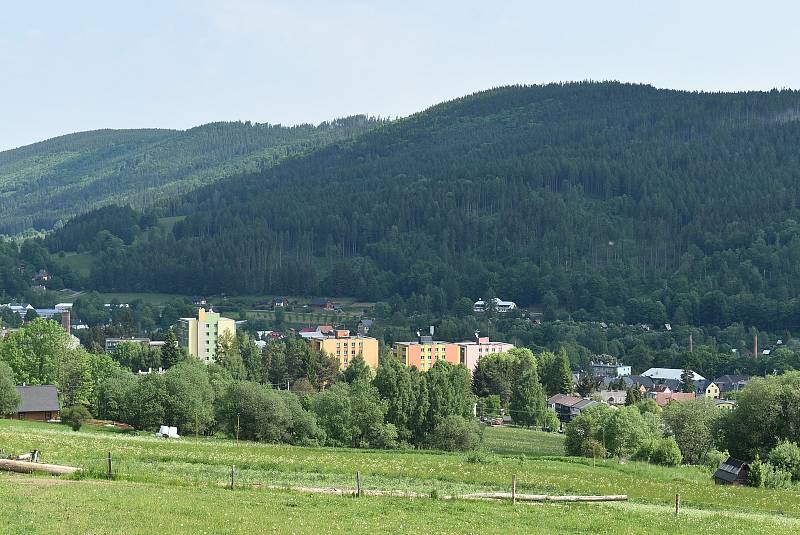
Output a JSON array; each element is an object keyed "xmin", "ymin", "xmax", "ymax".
[
  {"xmin": 675, "ymin": 493, "xmax": 680, "ymax": 515},
  {"xmin": 230, "ymin": 465, "xmax": 236, "ymax": 490},
  {"xmin": 356, "ymin": 471, "xmax": 362, "ymax": 497},
  {"xmin": 512, "ymin": 474, "xmax": 517, "ymax": 504},
  {"xmin": 107, "ymin": 452, "xmax": 112, "ymax": 479}
]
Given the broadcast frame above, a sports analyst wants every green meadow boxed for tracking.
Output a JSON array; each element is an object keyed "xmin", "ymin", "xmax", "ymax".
[{"xmin": 1, "ymin": 420, "xmax": 799, "ymax": 534}]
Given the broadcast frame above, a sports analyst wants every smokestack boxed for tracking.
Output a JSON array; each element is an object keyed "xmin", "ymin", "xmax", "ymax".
[
  {"xmin": 689, "ymin": 333, "xmax": 693, "ymax": 353},
  {"xmin": 60, "ymin": 310, "xmax": 71, "ymax": 333},
  {"xmin": 754, "ymin": 334, "xmax": 758, "ymax": 358},
  {"xmin": 430, "ymin": 325, "xmax": 434, "ymax": 336}
]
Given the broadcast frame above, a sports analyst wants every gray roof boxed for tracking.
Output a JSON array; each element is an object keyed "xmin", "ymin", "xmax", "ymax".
[
  {"xmin": 15, "ymin": 385, "xmax": 60, "ymax": 412},
  {"xmin": 714, "ymin": 457, "xmax": 748, "ymax": 483}
]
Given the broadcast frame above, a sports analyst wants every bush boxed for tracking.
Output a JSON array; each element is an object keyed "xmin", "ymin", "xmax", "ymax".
[
  {"xmin": 768, "ymin": 441, "xmax": 800, "ymax": 481},
  {"xmin": 632, "ymin": 439, "xmax": 656, "ymax": 462},
  {"xmin": 748, "ymin": 455, "xmax": 765, "ymax": 488},
  {"xmin": 430, "ymin": 416, "xmax": 483, "ymax": 452},
  {"xmin": 651, "ymin": 437, "xmax": 682, "ymax": 466},
  {"xmin": 763, "ymin": 462, "xmax": 793, "ymax": 489},
  {"xmin": 703, "ymin": 449, "xmax": 728, "ymax": 473},
  {"xmin": 542, "ymin": 410, "xmax": 560, "ymax": 433},
  {"xmin": 61, "ymin": 405, "xmax": 92, "ymax": 431}
]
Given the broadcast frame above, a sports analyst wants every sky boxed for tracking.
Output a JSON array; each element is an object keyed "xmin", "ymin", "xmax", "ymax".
[{"xmin": 1, "ymin": 0, "xmax": 799, "ymax": 150}]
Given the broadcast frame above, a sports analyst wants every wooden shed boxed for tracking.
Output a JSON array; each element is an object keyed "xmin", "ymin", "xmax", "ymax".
[{"xmin": 714, "ymin": 457, "xmax": 750, "ymax": 485}]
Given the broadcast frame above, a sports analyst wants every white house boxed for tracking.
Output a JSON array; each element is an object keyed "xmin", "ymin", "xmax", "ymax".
[{"xmin": 473, "ymin": 298, "xmax": 517, "ymax": 313}]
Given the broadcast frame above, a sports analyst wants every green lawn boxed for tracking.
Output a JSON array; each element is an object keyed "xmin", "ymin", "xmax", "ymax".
[
  {"xmin": 483, "ymin": 425, "xmax": 566, "ymax": 457},
  {"xmin": 3, "ymin": 474, "xmax": 797, "ymax": 535},
  {"xmin": 59, "ymin": 252, "xmax": 95, "ymax": 278},
  {"xmin": 1, "ymin": 419, "xmax": 799, "ymax": 524}
]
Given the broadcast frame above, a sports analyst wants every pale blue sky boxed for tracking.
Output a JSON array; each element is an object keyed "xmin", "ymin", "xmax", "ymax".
[{"xmin": 1, "ymin": 1, "xmax": 798, "ymax": 150}]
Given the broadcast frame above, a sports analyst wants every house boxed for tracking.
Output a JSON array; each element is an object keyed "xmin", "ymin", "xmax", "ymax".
[
  {"xmin": 10, "ymin": 385, "xmax": 60, "ymax": 421},
  {"xmin": 714, "ymin": 399, "xmax": 737, "ymax": 410},
  {"xmin": 602, "ymin": 374, "xmax": 653, "ymax": 392},
  {"xmin": 307, "ymin": 329, "xmax": 379, "ymax": 370},
  {"xmin": 703, "ymin": 382, "xmax": 720, "ymax": 399},
  {"xmin": 357, "ymin": 319, "xmax": 374, "ymax": 336},
  {"xmin": 272, "ymin": 297, "xmax": 289, "ymax": 309},
  {"xmin": 547, "ymin": 394, "xmax": 598, "ymax": 423},
  {"xmin": 473, "ymin": 298, "xmax": 517, "ymax": 313},
  {"xmin": 394, "ymin": 337, "xmax": 460, "ymax": 371},
  {"xmin": 599, "ymin": 390, "xmax": 627, "ymax": 406},
  {"xmin": 191, "ymin": 296, "xmax": 207, "ymax": 306},
  {"xmin": 591, "ymin": 358, "xmax": 632, "ymax": 379},
  {"xmin": 648, "ymin": 391, "xmax": 695, "ymax": 408},
  {"xmin": 714, "ymin": 457, "xmax": 750, "ymax": 485},
  {"xmin": 713, "ymin": 375, "xmax": 750, "ymax": 395},
  {"xmin": 32, "ymin": 269, "xmax": 50, "ymax": 282},
  {"xmin": 105, "ymin": 337, "xmax": 166, "ymax": 353},
  {"xmin": 310, "ymin": 298, "xmax": 335, "ymax": 310},
  {"xmin": 457, "ymin": 336, "xmax": 515, "ymax": 373},
  {"xmin": 54, "ymin": 303, "xmax": 73, "ymax": 312},
  {"xmin": 4, "ymin": 303, "xmax": 33, "ymax": 314}
]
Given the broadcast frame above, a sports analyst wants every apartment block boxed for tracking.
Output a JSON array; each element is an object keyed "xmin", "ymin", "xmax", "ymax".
[
  {"xmin": 307, "ymin": 329, "xmax": 379, "ymax": 369},
  {"xmin": 178, "ymin": 307, "xmax": 236, "ymax": 363},
  {"xmin": 458, "ymin": 337, "xmax": 515, "ymax": 373},
  {"xmin": 393, "ymin": 337, "xmax": 460, "ymax": 371}
]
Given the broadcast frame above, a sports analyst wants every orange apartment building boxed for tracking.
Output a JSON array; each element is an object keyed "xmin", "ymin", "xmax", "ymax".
[
  {"xmin": 393, "ymin": 337, "xmax": 460, "ymax": 371},
  {"xmin": 307, "ymin": 329, "xmax": 379, "ymax": 370}
]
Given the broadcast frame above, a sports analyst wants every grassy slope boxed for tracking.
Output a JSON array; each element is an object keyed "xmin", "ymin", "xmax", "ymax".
[
  {"xmin": 3, "ymin": 475, "xmax": 797, "ymax": 535},
  {"xmin": 483, "ymin": 426, "xmax": 566, "ymax": 457},
  {"xmin": 1, "ymin": 420, "xmax": 798, "ymax": 527}
]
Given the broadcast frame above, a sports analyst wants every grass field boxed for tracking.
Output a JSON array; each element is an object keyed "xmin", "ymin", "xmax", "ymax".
[
  {"xmin": 483, "ymin": 425, "xmax": 566, "ymax": 456},
  {"xmin": 2, "ymin": 420, "xmax": 799, "ymax": 533}
]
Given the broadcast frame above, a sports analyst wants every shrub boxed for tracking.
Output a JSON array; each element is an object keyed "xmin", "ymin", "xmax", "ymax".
[
  {"xmin": 61, "ymin": 405, "xmax": 92, "ymax": 431},
  {"xmin": 651, "ymin": 437, "xmax": 682, "ymax": 466},
  {"xmin": 768, "ymin": 441, "xmax": 800, "ymax": 481},
  {"xmin": 584, "ymin": 439, "xmax": 607, "ymax": 460},
  {"xmin": 763, "ymin": 463, "xmax": 793, "ymax": 489},
  {"xmin": 748, "ymin": 455, "xmax": 764, "ymax": 488},
  {"xmin": 703, "ymin": 449, "xmax": 728, "ymax": 473},
  {"xmin": 632, "ymin": 439, "xmax": 656, "ymax": 462},
  {"xmin": 431, "ymin": 416, "xmax": 483, "ymax": 452}
]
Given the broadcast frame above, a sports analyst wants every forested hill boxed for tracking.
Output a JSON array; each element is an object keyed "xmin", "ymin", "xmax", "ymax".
[
  {"xmin": 0, "ymin": 116, "xmax": 383, "ymax": 234},
  {"xmin": 65, "ymin": 82, "xmax": 800, "ymax": 330}
]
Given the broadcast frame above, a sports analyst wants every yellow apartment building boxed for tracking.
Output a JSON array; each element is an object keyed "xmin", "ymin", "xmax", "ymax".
[
  {"xmin": 307, "ymin": 329, "xmax": 379, "ymax": 370},
  {"xmin": 178, "ymin": 307, "xmax": 236, "ymax": 363}
]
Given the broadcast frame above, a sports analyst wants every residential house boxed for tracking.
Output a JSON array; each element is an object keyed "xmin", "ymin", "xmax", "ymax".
[
  {"xmin": 310, "ymin": 298, "xmax": 335, "ymax": 310},
  {"xmin": 177, "ymin": 307, "xmax": 236, "ymax": 363},
  {"xmin": 703, "ymin": 382, "xmax": 720, "ymax": 399},
  {"xmin": 191, "ymin": 296, "xmax": 207, "ymax": 306},
  {"xmin": 547, "ymin": 394, "xmax": 598, "ymax": 423},
  {"xmin": 473, "ymin": 298, "xmax": 517, "ymax": 313},
  {"xmin": 714, "ymin": 458, "xmax": 750, "ymax": 485},
  {"xmin": 457, "ymin": 337, "xmax": 515, "ymax": 373},
  {"xmin": 591, "ymin": 359, "xmax": 632, "ymax": 379},
  {"xmin": 105, "ymin": 337, "xmax": 166, "ymax": 353},
  {"xmin": 9, "ymin": 385, "xmax": 60, "ymax": 421},
  {"xmin": 713, "ymin": 375, "xmax": 750, "ymax": 396},
  {"xmin": 648, "ymin": 390, "xmax": 695, "ymax": 408},
  {"xmin": 307, "ymin": 329, "xmax": 379, "ymax": 370},
  {"xmin": 714, "ymin": 399, "xmax": 737, "ymax": 410},
  {"xmin": 272, "ymin": 297, "xmax": 289, "ymax": 309},
  {"xmin": 599, "ymin": 390, "xmax": 627, "ymax": 406},
  {"xmin": 32, "ymin": 269, "xmax": 50, "ymax": 282},
  {"xmin": 357, "ymin": 319, "xmax": 374, "ymax": 336},
  {"xmin": 394, "ymin": 337, "xmax": 460, "ymax": 371}
]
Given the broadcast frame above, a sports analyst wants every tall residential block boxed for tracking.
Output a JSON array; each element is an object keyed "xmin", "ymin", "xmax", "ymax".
[
  {"xmin": 178, "ymin": 307, "xmax": 236, "ymax": 363},
  {"xmin": 457, "ymin": 337, "xmax": 514, "ymax": 373},
  {"xmin": 307, "ymin": 329, "xmax": 379, "ymax": 369},
  {"xmin": 393, "ymin": 337, "xmax": 460, "ymax": 371}
]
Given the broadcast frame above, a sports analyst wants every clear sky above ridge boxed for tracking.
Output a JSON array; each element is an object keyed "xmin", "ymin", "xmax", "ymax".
[{"xmin": 1, "ymin": 0, "xmax": 799, "ymax": 150}]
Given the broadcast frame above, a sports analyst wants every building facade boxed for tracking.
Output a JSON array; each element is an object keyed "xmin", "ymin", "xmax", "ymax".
[
  {"xmin": 307, "ymin": 329, "xmax": 379, "ymax": 369},
  {"xmin": 178, "ymin": 307, "xmax": 236, "ymax": 363},
  {"xmin": 458, "ymin": 337, "xmax": 515, "ymax": 373},
  {"xmin": 393, "ymin": 337, "xmax": 460, "ymax": 371},
  {"xmin": 11, "ymin": 385, "xmax": 60, "ymax": 421}
]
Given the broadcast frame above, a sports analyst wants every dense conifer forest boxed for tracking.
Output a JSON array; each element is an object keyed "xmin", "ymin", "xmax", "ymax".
[
  {"xmin": 7, "ymin": 82, "xmax": 800, "ymax": 332},
  {"xmin": 0, "ymin": 116, "xmax": 382, "ymax": 234}
]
